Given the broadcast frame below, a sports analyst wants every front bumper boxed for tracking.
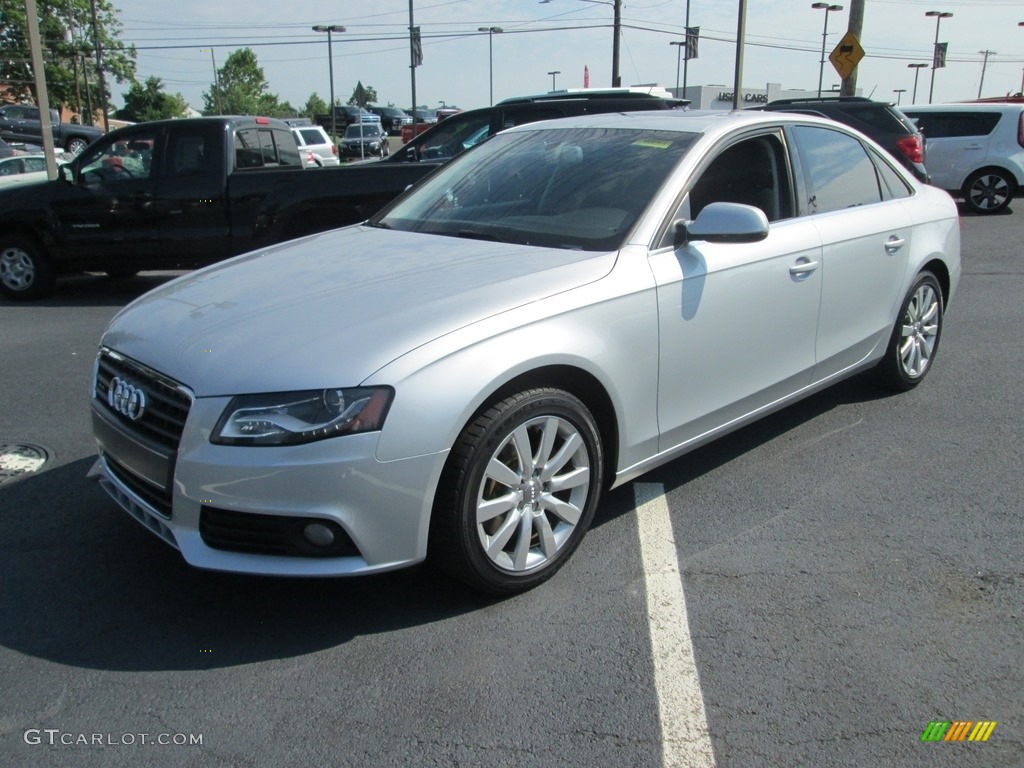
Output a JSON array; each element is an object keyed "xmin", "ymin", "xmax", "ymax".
[{"xmin": 92, "ymin": 393, "xmax": 448, "ymax": 577}]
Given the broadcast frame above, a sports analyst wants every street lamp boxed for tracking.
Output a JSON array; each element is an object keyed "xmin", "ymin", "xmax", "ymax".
[
  {"xmin": 1019, "ymin": 22, "xmax": 1024, "ymax": 94},
  {"xmin": 548, "ymin": 70, "xmax": 561, "ymax": 91},
  {"xmin": 925, "ymin": 10, "xmax": 952, "ymax": 104},
  {"xmin": 540, "ymin": 0, "xmax": 621, "ymax": 87},
  {"xmin": 312, "ymin": 24, "xmax": 346, "ymax": 142},
  {"xmin": 893, "ymin": 88, "xmax": 906, "ymax": 105},
  {"xmin": 478, "ymin": 26, "xmax": 503, "ymax": 106},
  {"xmin": 907, "ymin": 62, "xmax": 928, "ymax": 104},
  {"xmin": 670, "ymin": 41, "xmax": 686, "ymax": 94},
  {"xmin": 811, "ymin": 3, "xmax": 843, "ymax": 99}
]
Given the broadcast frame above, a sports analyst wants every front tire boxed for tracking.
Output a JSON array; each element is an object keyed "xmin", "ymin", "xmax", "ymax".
[
  {"xmin": 962, "ymin": 168, "xmax": 1013, "ymax": 214},
  {"xmin": 429, "ymin": 388, "xmax": 604, "ymax": 594},
  {"xmin": 0, "ymin": 236, "xmax": 56, "ymax": 300},
  {"xmin": 875, "ymin": 271, "xmax": 943, "ymax": 391}
]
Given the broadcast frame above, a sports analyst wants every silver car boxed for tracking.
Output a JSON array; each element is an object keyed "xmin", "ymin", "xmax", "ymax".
[{"xmin": 90, "ymin": 110, "xmax": 961, "ymax": 593}]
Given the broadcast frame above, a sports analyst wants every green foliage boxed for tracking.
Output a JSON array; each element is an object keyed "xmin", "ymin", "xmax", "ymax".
[
  {"xmin": 302, "ymin": 93, "xmax": 329, "ymax": 118},
  {"xmin": 348, "ymin": 82, "xmax": 378, "ymax": 107},
  {"xmin": 202, "ymin": 48, "xmax": 289, "ymax": 117},
  {"xmin": 117, "ymin": 77, "xmax": 189, "ymax": 122},
  {"xmin": 0, "ymin": 0, "xmax": 136, "ymax": 122}
]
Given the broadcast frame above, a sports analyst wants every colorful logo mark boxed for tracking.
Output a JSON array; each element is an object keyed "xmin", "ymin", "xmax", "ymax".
[{"xmin": 921, "ymin": 721, "xmax": 997, "ymax": 742}]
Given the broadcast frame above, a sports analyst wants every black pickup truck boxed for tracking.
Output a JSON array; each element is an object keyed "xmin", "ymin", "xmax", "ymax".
[
  {"xmin": 0, "ymin": 116, "xmax": 439, "ymax": 299},
  {"xmin": 0, "ymin": 104, "xmax": 105, "ymax": 155}
]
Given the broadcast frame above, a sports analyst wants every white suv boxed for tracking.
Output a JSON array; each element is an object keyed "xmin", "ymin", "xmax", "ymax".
[
  {"xmin": 902, "ymin": 103, "xmax": 1024, "ymax": 214},
  {"xmin": 289, "ymin": 125, "xmax": 340, "ymax": 168}
]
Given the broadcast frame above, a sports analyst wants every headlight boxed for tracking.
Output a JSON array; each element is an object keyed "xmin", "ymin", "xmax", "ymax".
[{"xmin": 212, "ymin": 387, "xmax": 393, "ymax": 446}]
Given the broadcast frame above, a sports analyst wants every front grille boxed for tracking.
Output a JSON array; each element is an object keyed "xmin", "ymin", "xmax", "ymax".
[
  {"xmin": 200, "ymin": 507, "xmax": 360, "ymax": 558},
  {"xmin": 93, "ymin": 349, "xmax": 192, "ymax": 451},
  {"xmin": 104, "ymin": 452, "xmax": 173, "ymax": 519}
]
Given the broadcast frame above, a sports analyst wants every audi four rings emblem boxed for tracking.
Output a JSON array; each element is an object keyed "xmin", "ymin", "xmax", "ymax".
[{"xmin": 107, "ymin": 377, "xmax": 147, "ymax": 421}]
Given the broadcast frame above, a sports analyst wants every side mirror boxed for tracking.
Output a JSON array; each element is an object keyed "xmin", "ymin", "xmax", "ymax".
[{"xmin": 674, "ymin": 202, "xmax": 769, "ymax": 248}]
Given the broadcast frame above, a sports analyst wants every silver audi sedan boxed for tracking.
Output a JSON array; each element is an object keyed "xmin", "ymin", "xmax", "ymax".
[{"xmin": 90, "ymin": 110, "xmax": 961, "ymax": 593}]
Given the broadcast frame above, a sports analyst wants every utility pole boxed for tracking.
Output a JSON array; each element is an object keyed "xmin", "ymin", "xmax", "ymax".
[
  {"xmin": 89, "ymin": 0, "xmax": 109, "ymax": 132},
  {"xmin": 840, "ymin": 0, "xmax": 864, "ymax": 96},
  {"xmin": 977, "ymin": 50, "xmax": 995, "ymax": 98}
]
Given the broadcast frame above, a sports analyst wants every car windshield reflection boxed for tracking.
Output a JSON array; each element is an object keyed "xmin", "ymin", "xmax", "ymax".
[{"xmin": 373, "ymin": 127, "xmax": 698, "ymax": 252}]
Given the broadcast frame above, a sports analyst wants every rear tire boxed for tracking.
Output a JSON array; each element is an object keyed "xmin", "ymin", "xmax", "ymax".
[
  {"xmin": 875, "ymin": 271, "xmax": 943, "ymax": 391},
  {"xmin": 65, "ymin": 136, "xmax": 89, "ymax": 156},
  {"xmin": 962, "ymin": 168, "xmax": 1013, "ymax": 214},
  {"xmin": 0, "ymin": 235, "xmax": 56, "ymax": 300},
  {"xmin": 429, "ymin": 388, "xmax": 604, "ymax": 594}
]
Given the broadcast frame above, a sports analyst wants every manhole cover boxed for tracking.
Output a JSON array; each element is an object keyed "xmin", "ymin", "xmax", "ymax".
[{"xmin": 0, "ymin": 442, "xmax": 51, "ymax": 485}]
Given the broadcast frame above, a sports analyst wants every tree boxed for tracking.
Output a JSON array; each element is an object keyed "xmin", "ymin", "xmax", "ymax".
[
  {"xmin": 302, "ymin": 92, "xmax": 329, "ymax": 118},
  {"xmin": 0, "ymin": 0, "xmax": 136, "ymax": 122},
  {"xmin": 347, "ymin": 82, "xmax": 378, "ymax": 107},
  {"xmin": 202, "ymin": 48, "xmax": 286, "ymax": 117},
  {"xmin": 116, "ymin": 77, "xmax": 188, "ymax": 122}
]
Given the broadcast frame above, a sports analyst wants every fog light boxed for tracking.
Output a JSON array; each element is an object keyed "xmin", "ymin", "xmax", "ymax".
[{"xmin": 303, "ymin": 522, "xmax": 336, "ymax": 547}]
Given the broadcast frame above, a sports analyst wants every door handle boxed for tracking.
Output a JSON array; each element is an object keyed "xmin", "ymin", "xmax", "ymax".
[
  {"xmin": 789, "ymin": 258, "xmax": 819, "ymax": 276},
  {"xmin": 885, "ymin": 236, "xmax": 906, "ymax": 253}
]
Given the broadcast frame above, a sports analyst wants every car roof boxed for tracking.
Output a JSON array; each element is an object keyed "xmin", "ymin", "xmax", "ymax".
[
  {"xmin": 901, "ymin": 103, "xmax": 1023, "ymax": 113},
  {"xmin": 497, "ymin": 108, "xmax": 835, "ymax": 139}
]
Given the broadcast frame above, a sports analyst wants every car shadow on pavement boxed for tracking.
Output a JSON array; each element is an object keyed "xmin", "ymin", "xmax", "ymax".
[
  {"xmin": 0, "ymin": 457, "xmax": 495, "ymax": 673},
  {"xmin": 591, "ymin": 371, "xmax": 897, "ymax": 532}
]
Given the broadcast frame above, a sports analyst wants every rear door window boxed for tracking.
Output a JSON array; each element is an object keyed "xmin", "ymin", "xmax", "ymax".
[
  {"xmin": 791, "ymin": 125, "xmax": 883, "ymax": 213},
  {"xmin": 909, "ymin": 112, "xmax": 1001, "ymax": 138}
]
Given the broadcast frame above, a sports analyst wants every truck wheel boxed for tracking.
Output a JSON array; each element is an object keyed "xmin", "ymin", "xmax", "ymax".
[
  {"xmin": 65, "ymin": 136, "xmax": 89, "ymax": 156},
  {"xmin": 429, "ymin": 388, "xmax": 604, "ymax": 594},
  {"xmin": 0, "ymin": 236, "xmax": 56, "ymax": 300}
]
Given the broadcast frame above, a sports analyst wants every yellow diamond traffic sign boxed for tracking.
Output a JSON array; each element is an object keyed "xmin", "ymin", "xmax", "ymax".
[{"xmin": 829, "ymin": 30, "xmax": 864, "ymax": 81}]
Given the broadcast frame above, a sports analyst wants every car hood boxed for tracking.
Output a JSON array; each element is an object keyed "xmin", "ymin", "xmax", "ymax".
[{"xmin": 102, "ymin": 226, "xmax": 616, "ymax": 396}]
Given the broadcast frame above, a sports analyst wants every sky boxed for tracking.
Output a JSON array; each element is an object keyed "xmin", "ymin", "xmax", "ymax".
[{"xmin": 108, "ymin": 0, "xmax": 1024, "ymax": 113}]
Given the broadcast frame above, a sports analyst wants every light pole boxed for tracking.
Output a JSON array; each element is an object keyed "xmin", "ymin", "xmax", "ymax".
[
  {"xmin": 1019, "ymin": 22, "xmax": 1024, "ymax": 94},
  {"xmin": 312, "ymin": 24, "xmax": 346, "ymax": 142},
  {"xmin": 907, "ymin": 62, "xmax": 928, "ymax": 104},
  {"xmin": 670, "ymin": 41, "xmax": 685, "ymax": 94},
  {"xmin": 540, "ymin": 0, "xmax": 621, "ymax": 87},
  {"xmin": 811, "ymin": 3, "xmax": 843, "ymax": 99},
  {"xmin": 925, "ymin": 11, "xmax": 952, "ymax": 104},
  {"xmin": 548, "ymin": 70, "xmax": 561, "ymax": 91},
  {"xmin": 893, "ymin": 88, "xmax": 906, "ymax": 105},
  {"xmin": 478, "ymin": 26, "xmax": 503, "ymax": 106}
]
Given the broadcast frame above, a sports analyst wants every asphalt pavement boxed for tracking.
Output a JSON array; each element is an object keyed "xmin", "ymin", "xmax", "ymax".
[{"xmin": 0, "ymin": 206, "xmax": 1021, "ymax": 767}]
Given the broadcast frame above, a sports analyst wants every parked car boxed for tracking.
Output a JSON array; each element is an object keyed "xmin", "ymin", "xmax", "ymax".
[
  {"xmin": 400, "ymin": 108, "xmax": 439, "ymax": 143},
  {"xmin": 88, "ymin": 109, "xmax": 960, "ymax": 594},
  {"xmin": 901, "ymin": 103, "xmax": 1024, "ymax": 214},
  {"xmin": 0, "ymin": 153, "xmax": 68, "ymax": 188},
  {"xmin": 314, "ymin": 105, "xmax": 380, "ymax": 134},
  {"xmin": 758, "ymin": 97, "xmax": 929, "ymax": 183},
  {"xmin": 0, "ymin": 137, "xmax": 16, "ymax": 158},
  {"xmin": 0, "ymin": 103, "xmax": 103, "ymax": 155},
  {"xmin": 368, "ymin": 106, "xmax": 412, "ymax": 136},
  {"xmin": 0, "ymin": 116, "xmax": 439, "ymax": 299},
  {"xmin": 290, "ymin": 124, "xmax": 340, "ymax": 167},
  {"xmin": 339, "ymin": 122, "xmax": 390, "ymax": 159},
  {"xmin": 389, "ymin": 88, "xmax": 689, "ymax": 163}
]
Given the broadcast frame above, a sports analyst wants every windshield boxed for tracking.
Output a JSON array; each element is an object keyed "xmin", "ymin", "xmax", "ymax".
[
  {"xmin": 371, "ymin": 126, "xmax": 696, "ymax": 251},
  {"xmin": 344, "ymin": 125, "xmax": 380, "ymax": 138}
]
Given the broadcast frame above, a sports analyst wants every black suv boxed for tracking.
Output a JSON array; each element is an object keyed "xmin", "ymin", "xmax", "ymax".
[
  {"xmin": 758, "ymin": 97, "xmax": 928, "ymax": 182},
  {"xmin": 386, "ymin": 89, "xmax": 689, "ymax": 164}
]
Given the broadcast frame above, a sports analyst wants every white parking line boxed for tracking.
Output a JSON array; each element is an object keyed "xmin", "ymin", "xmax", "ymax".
[{"xmin": 634, "ymin": 482, "xmax": 716, "ymax": 768}]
